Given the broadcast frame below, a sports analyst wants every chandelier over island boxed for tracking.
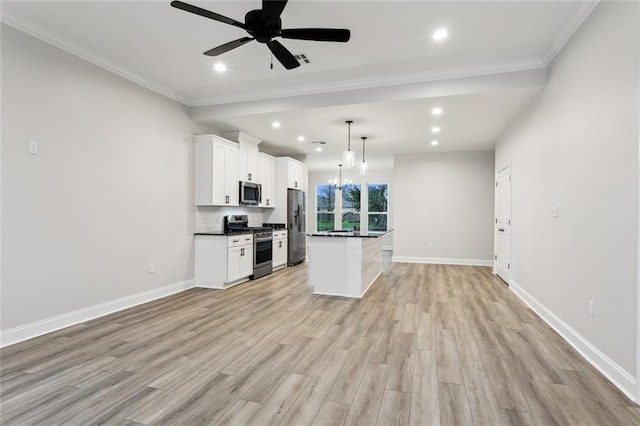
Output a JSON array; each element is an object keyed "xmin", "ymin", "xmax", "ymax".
[{"xmin": 328, "ymin": 164, "xmax": 352, "ymax": 191}]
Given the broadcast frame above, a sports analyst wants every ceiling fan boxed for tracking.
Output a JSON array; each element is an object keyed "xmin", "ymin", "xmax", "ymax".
[{"xmin": 170, "ymin": 0, "xmax": 351, "ymax": 70}]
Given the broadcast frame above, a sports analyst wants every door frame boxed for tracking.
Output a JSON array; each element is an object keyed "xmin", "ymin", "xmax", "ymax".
[
  {"xmin": 494, "ymin": 162, "xmax": 512, "ymax": 284},
  {"xmin": 636, "ymin": 85, "xmax": 640, "ymax": 402}
]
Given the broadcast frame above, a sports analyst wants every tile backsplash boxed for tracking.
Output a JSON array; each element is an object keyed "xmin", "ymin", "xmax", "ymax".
[{"xmin": 196, "ymin": 206, "xmax": 266, "ymax": 232}]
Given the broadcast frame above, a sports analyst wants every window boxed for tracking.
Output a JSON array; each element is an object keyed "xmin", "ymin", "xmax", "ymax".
[
  {"xmin": 368, "ymin": 184, "xmax": 388, "ymax": 231},
  {"xmin": 316, "ymin": 184, "xmax": 336, "ymax": 231},
  {"xmin": 341, "ymin": 184, "xmax": 361, "ymax": 231},
  {"xmin": 317, "ymin": 182, "xmax": 389, "ymax": 232}
]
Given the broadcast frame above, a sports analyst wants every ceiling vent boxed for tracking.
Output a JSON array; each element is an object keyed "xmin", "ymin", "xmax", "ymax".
[{"xmin": 294, "ymin": 54, "xmax": 311, "ymax": 64}]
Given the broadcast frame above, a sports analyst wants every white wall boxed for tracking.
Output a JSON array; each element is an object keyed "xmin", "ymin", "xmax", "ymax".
[
  {"xmin": 495, "ymin": 1, "xmax": 638, "ymax": 394},
  {"xmin": 1, "ymin": 24, "xmax": 204, "ymax": 333},
  {"xmin": 393, "ymin": 151, "xmax": 495, "ymax": 264}
]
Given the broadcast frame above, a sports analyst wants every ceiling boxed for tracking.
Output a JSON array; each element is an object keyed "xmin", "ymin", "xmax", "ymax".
[{"xmin": 1, "ymin": 1, "xmax": 598, "ymax": 170}]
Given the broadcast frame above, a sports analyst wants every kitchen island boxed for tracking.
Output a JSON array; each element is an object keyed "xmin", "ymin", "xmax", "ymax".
[{"xmin": 307, "ymin": 230, "xmax": 391, "ymax": 298}]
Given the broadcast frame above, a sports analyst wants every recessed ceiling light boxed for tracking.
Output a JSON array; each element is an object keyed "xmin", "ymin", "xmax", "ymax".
[
  {"xmin": 297, "ymin": 136, "xmax": 305, "ymax": 142},
  {"xmin": 272, "ymin": 121, "xmax": 281, "ymax": 128},
  {"xmin": 315, "ymin": 147, "xmax": 322, "ymax": 152},
  {"xmin": 432, "ymin": 28, "xmax": 448, "ymax": 41},
  {"xmin": 431, "ymin": 126, "xmax": 441, "ymax": 133},
  {"xmin": 431, "ymin": 107, "xmax": 443, "ymax": 116},
  {"xmin": 431, "ymin": 140, "xmax": 439, "ymax": 146},
  {"xmin": 213, "ymin": 63, "xmax": 226, "ymax": 72}
]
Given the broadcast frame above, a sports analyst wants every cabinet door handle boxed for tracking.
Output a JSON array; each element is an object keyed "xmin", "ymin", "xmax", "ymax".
[
  {"xmin": 225, "ymin": 195, "xmax": 229, "ymax": 204},
  {"xmin": 248, "ymin": 173, "xmax": 252, "ymax": 181},
  {"xmin": 241, "ymin": 248, "xmax": 244, "ymax": 256},
  {"xmin": 266, "ymin": 199, "xmax": 269, "ymax": 206},
  {"xmin": 279, "ymin": 241, "xmax": 282, "ymax": 248},
  {"xmin": 294, "ymin": 181, "xmax": 298, "ymax": 188}
]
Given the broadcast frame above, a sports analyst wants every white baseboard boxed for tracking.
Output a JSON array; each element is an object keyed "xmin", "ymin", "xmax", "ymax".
[
  {"xmin": 0, "ymin": 279, "xmax": 195, "ymax": 348},
  {"xmin": 391, "ymin": 256, "xmax": 493, "ymax": 267},
  {"xmin": 383, "ymin": 245, "xmax": 393, "ymax": 251},
  {"xmin": 509, "ymin": 279, "xmax": 637, "ymax": 402}
]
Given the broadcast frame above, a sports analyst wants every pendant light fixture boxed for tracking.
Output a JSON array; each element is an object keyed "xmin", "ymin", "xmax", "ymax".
[
  {"xmin": 343, "ymin": 120, "xmax": 355, "ymax": 168},
  {"xmin": 359, "ymin": 136, "xmax": 368, "ymax": 176}
]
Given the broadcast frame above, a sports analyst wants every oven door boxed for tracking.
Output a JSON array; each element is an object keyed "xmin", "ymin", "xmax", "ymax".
[{"xmin": 254, "ymin": 237, "xmax": 273, "ymax": 267}]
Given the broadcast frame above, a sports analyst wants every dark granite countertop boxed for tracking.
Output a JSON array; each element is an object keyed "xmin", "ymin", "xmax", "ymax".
[
  {"xmin": 308, "ymin": 230, "xmax": 393, "ymax": 238},
  {"xmin": 194, "ymin": 230, "xmax": 253, "ymax": 236}
]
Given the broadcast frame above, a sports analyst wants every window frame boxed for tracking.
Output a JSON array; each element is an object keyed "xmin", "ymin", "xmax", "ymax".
[
  {"xmin": 316, "ymin": 182, "xmax": 390, "ymax": 232},
  {"xmin": 367, "ymin": 183, "xmax": 389, "ymax": 232},
  {"xmin": 316, "ymin": 183, "xmax": 337, "ymax": 231}
]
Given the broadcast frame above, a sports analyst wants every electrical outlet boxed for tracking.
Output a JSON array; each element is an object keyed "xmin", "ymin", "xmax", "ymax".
[
  {"xmin": 588, "ymin": 300, "xmax": 594, "ymax": 317},
  {"xmin": 552, "ymin": 205, "xmax": 559, "ymax": 218},
  {"xmin": 149, "ymin": 263, "xmax": 155, "ymax": 274}
]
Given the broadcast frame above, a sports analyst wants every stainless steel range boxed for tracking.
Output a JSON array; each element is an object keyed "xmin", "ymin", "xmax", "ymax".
[{"xmin": 224, "ymin": 215, "xmax": 273, "ymax": 280}]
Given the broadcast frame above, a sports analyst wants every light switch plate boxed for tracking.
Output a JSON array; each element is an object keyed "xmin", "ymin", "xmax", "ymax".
[
  {"xmin": 29, "ymin": 141, "xmax": 39, "ymax": 155},
  {"xmin": 552, "ymin": 205, "xmax": 559, "ymax": 218}
]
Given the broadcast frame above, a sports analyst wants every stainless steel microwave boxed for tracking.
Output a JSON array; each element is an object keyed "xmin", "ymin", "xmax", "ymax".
[{"xmin": 239, "ymin": 181, "xmax": 261, "ymax": 205}]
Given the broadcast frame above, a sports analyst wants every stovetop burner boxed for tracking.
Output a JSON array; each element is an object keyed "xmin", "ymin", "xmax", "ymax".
[{"xmin": 224, "ymin": 215, "xmax": 272, "ymax": 236}]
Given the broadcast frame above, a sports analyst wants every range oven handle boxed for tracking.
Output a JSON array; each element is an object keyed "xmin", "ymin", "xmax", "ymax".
[{"xmin": 255, "ymin": 237, "xmax": 273, "ymax": 243}]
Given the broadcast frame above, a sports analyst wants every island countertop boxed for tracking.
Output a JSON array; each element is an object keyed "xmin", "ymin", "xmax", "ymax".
[{"xmin": 307, "ymin": 229, "xmax": 393, "ymax": 238}]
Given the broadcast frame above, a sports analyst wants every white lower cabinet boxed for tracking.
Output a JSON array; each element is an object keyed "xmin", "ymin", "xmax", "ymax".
[
  {"xmin": 195, "ymin": 234, "xmax": 254, "ymax": 288},
  {"xmin": 273, "ymin": 230, "xmax": 288, "ymax": 270},
  {"xmin": 227, "ymin": 245, "xmax": 254, "ymax": 282}
]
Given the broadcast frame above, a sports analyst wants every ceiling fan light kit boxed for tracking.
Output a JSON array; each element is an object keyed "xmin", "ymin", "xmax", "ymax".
[{"xmin": 170, "ymin": 0, "xmax": 351, "ymax": 70}]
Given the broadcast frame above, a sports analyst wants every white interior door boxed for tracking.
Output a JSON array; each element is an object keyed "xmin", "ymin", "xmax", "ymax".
[{"xmin": 495, "ymin": 165, "xmax": 511, "ymax": 284}]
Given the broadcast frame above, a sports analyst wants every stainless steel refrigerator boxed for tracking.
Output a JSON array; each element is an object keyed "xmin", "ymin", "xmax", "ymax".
[{"xmin": 287, "ymin": 189, "xmax": 306, "ymax": 266}]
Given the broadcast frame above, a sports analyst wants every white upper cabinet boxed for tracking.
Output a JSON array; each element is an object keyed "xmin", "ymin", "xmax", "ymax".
[
  {"xmin": 285, "ymin": 158, "xmax": 305, "ymax": 190},
  {"xmin": 224, "ymin": 132, "xmax": 260, "ymax": 183},
  {"xmin": 258, "ymin": 153, "xmax": 276, "ymax": 208},
  {"xmin": 195, "ymin": 135, "xmax": 239, "ymax": 206}
]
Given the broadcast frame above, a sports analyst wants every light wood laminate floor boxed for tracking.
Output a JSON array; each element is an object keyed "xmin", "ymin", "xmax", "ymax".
[{"xmin": 1, "ymin": 260, "xmax": 639, "ymax": 425}]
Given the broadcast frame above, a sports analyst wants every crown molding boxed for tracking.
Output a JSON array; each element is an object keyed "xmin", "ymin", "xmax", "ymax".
[
  {"xmin": 2, "ymin": 0, "xmax": 595, "ymax": 110},
  {"xmin": 190, "ymin": 57, "xmax": 546, "ymax": 107},
  {"xmin": 0, "ymin": 10, "xmax": 191, "ymax": 106},
  {"xmin": 542, "ymin": 0, "xmax": 600, "ymax": 66}
]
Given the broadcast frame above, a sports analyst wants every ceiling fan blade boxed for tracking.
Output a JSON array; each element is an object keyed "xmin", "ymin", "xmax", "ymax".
[
  {"xmin": 262, "ymin": 0, "xmax": 288, "ymax": 19},
  {"xmin": 203, "ymin": 37, "xmax": 254, "ymax": 56},
  {"xmin": 281, "ymin": 28, "xmax": 351, "ymax": 42},
  {"xmin": 170, "ymin": 1, "xmax": 246, "ymax": 30},
  {"xmin": 267, "ymin": 40, "xmax": 300, "ymax": 70}
]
